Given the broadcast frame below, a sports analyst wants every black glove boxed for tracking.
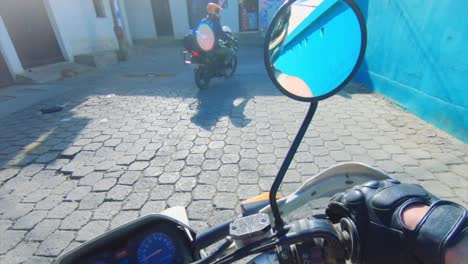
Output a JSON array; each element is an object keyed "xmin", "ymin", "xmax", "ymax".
[{"xmin": 326, "ymin": 179, "xmax": 467, "ymax": 264}]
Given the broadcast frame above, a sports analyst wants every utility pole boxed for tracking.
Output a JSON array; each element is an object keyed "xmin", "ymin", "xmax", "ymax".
[{"xmin": 110, "ymin": 0, "xmax": 128, "ymax": 61}]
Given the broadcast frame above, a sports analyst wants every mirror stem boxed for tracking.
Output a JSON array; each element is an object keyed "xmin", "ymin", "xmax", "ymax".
[{"xmin": 269, "ymin": 102, "xmax": 318, "ymax": 230}]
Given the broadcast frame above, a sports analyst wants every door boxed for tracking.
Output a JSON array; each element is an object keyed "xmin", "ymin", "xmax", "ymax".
[
  {"xmin": 239, "ymin": 0, "xmax": 259, "ymax": 31},
  {"xmin": 0, "ymin": 0, "xmax": 64, "ymax": 68},
  {"xmin": 187, "ymin": 0, "xmax": 211, "ymax": 29},
  {"xmin": 151, "ymin": 0, "xmax": 174, "ymax": 37},
  {"xmin": 0, "ymin": 53, "xmax": 13, "ymax": 88}
]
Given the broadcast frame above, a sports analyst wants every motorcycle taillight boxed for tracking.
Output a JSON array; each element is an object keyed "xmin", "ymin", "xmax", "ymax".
[{"xmin": 193, "ymin": 51, "xmax": 200, "ymax": 57}]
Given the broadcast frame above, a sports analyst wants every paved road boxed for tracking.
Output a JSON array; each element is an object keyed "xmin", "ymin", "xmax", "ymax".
[{"xmin": 0, "ymin": 41, "xmax": 466, "ymax": 263}]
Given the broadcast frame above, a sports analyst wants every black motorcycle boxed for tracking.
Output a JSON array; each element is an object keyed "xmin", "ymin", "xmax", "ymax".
[{"xmin": 183, "ymin": 27, "xmax": 239, "ymax": 89}]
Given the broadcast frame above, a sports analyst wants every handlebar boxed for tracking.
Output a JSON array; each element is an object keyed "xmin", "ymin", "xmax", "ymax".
[
  {"xmin": 192, "ymin": 162, "xmax": 390, "ymax": 263},
  {"xmin": 194, "ymin": 216, "xmax": 350, "ymax": 264}
]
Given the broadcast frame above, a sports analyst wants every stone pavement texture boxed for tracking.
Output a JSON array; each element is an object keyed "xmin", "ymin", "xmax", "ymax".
[{"xmin": 0, "ymin": 41, "xmax": 467, "ymax": 263}]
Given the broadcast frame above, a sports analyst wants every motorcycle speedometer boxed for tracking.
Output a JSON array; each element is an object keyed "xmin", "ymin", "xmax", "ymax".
[{"xmin": 136, "ymin": 232, "xmax": 176, "ymax": 264}]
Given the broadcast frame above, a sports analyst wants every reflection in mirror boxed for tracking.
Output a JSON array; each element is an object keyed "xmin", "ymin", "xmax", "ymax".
[{"xmin": 267, "ymin": 0, "xmax": 365, "ymax": 101}]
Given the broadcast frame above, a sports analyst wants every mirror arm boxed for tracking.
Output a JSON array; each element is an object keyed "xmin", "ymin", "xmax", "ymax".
[{"xmin": 269, "ymin": 101, "xmax": 318, "ymax": 230}]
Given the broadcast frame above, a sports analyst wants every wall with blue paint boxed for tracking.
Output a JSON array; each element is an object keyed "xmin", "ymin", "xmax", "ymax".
[
  {"xmin": 274, "ymin": 0, "xmax": 363, "ymax": 97},
  {"xmin": 354, "ymin": 0, "xmax": 468, "ymax": 142}
]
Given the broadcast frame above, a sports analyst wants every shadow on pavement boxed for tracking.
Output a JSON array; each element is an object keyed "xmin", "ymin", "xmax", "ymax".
[
  {"xmin": 0, "ymin": 41, "xmax": 366, "ymax": 171},
  {"xmin": 191, "ymin": 77, "xmax": 253, "ymax": 130},
  {"xmin": 0, "ymin": 37, "xmax": 370, "ymax": 174},
  {"xmin": 0, "ymin": 43, "xmax": 275, "ymax": 173},
  {"xmin": 0, "ymin": 90, "xmax": 93, "ymax": 172}
]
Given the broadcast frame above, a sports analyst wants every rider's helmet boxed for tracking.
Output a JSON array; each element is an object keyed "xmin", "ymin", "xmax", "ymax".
[
  {"xmin": 222, "ymin": 26, "xmax": 232, "ymax": 35},
  {"xmin": 207, "ymin": 3, "xmax": 223, "ymax": 18}
]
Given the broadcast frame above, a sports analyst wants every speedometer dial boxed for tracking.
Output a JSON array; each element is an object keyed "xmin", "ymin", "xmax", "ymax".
[{"xmin": 137, "ymin": 232, "xmax": 176, "ymax": 264}]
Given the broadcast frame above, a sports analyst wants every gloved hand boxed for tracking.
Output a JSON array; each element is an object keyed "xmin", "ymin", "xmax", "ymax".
[{"xmin": 326, "ymin": 179, "xmax": 467, "ymax": 264}]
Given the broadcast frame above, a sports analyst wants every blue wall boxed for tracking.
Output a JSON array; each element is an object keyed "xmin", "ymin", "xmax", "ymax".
[
  {"xmin": 275, "ymin": 0, "xmax": 362, "ymax": 97},
  {"xmin": 354, "ymin": 0, "xmax": 468, "ymax": 142}
]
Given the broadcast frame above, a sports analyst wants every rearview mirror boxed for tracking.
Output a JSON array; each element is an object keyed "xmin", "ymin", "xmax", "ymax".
[{"xmin": 265, "ymin": 0, "xmax": 367, "ymax": 102}]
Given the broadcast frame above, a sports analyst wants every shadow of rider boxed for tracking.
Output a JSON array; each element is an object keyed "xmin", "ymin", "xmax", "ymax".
[{"xmin": 190, "ymin": 79, "xmax": 251, "ymax": 130}]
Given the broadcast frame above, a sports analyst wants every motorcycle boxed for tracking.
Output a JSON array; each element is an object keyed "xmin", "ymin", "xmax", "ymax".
[
  {"xmin": 183, "ymin": 25, "xmax": 239, "ymax": 89},
  {"xmin": 58, "ymin": 0, "xmax": 374, "ymax": 263}
]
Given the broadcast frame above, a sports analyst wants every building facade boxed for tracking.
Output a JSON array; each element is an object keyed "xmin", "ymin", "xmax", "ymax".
[
  {"xmin": 0, "ymin": 0, "xmax": 284, "ymax": 85},
  {"xmin": 0, "ymin": 0, "xmax": 130, "ymax": 82},
  {"xmin": 123, "ymin": 0, "xmax": 286, "ymax": 41}
]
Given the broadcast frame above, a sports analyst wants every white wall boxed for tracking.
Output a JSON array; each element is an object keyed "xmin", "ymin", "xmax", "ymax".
[
  {"xmin": 118, "ymin": 0, "xmax": 133, "ymax": 46},
  {"xmin": 46, "ymin": 0, "xmax": 119, "ymax": 57},
  {"xmin": 125, "ymin": 0, "xmax": 157, "ymax": 40},
  {"xmin": 43, "ymin": 0, "xmax": 73, "ymax": 61},
  {"xmin": 125, "ymin": 0, "xmax": 240, "ymax": 40},
  {"xmin": 169, "ymin": 0, "xmax": 190, "ymax": 39},
  {"xmin": 221, "ymin": 1, "xmax": 240, "ymax": 33},
  {"xmin": 0, "ymin": 16, "xmax": 23, "ymax": 76}
]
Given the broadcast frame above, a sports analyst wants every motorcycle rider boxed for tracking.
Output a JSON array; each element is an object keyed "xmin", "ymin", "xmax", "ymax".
[
  {"xmin": 197, "ymin": 2, "xmax": 234, "ymax": 69},
  {"xmin": 326, "ymin": 180, "xmax": 467, "ymax": 264}
]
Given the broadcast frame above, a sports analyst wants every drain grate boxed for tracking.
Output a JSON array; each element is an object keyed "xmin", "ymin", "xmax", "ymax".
[
  {"xmin": 18, "ymin": 88, "xmax": 47, "ymax": 93},
  {"xmin": 124, "ymin": 73, "xmax": 176, "ymax": 78}
]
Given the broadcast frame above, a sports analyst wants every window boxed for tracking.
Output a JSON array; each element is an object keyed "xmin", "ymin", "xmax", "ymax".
[{"xmin": 92, "ymin": 0, "xmax": 106, "ymax": 17}]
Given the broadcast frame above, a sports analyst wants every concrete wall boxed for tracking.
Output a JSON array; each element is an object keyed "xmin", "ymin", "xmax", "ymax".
[
  {"xmin": 117, "ymin": 0, "xmax": 133, "ymax": 46},
  {"xmin": 125, "ymin": 0, "xmax": 236, "ymax": 39},
  {"xmin": 169, "ymin": 0, "xmax": 190, "ymax": 39},
  {"xmin": 46, "ymin": 0, "xmax": 118, "ymax": 57},
  {"xmin": 259, "ymin": 0, "xmax": 286, "ymax": 32},
  {"xmin": 354, "ymin": 0, "xmax": 468, "ymax": 142},
  {"xmin": 124, "ymin": 0, "xmax": 246, "ymax": 39},
  {"xmin": 125, "ymin": 0, "xmax": 157, "ymax": 40},
  {"xmin": 221, "ymin": 1, "xmax": 240, "ymax": 33},
  {"xmin": 0, "ymin": 16, "xmax": 23, "ymax": 76}
]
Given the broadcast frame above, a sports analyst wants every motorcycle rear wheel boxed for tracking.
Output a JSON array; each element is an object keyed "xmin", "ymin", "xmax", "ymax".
[{"xmin": 195, "ymin": 69, "xmax": 210, "ymax": 89}]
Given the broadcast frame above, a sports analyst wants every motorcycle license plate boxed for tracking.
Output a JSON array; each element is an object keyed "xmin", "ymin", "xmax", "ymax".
[{"xmin": 183, "ymin": 52, "xmax": 192, "ymax": 65}]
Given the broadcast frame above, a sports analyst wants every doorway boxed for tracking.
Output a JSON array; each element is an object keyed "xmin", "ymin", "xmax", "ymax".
[
  {"xmin": 239, "ymin": 0, "xmax": 259, "ymax": 31},
  {"xmin": 151, "ymin": 0, "xmax": 174, "ymax": 37},
  {"xmin": 0, "ymin": 53, "xmax": 13, "ymax": 88},
  {"xmin": 187, "ymin": 0, "xmax": 211, "ymax": 29},
  {"xmin": 0, "ymin": 0, "xmax": 64, "ymax": 68}
]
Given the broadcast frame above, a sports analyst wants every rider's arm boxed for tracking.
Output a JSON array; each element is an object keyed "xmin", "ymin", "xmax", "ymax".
[
  {"xmin": 403, "ymin": 205, "xmax": 468, "ymax": 264},
  {"xmin": 326, "ymin": 180, "xmax": 467, "ymax": 264}
]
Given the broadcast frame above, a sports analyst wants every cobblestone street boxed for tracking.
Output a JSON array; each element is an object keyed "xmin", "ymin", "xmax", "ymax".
[{"xmin": 0, "ymin": 42, "xmax": 466, "ymax": 263}]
